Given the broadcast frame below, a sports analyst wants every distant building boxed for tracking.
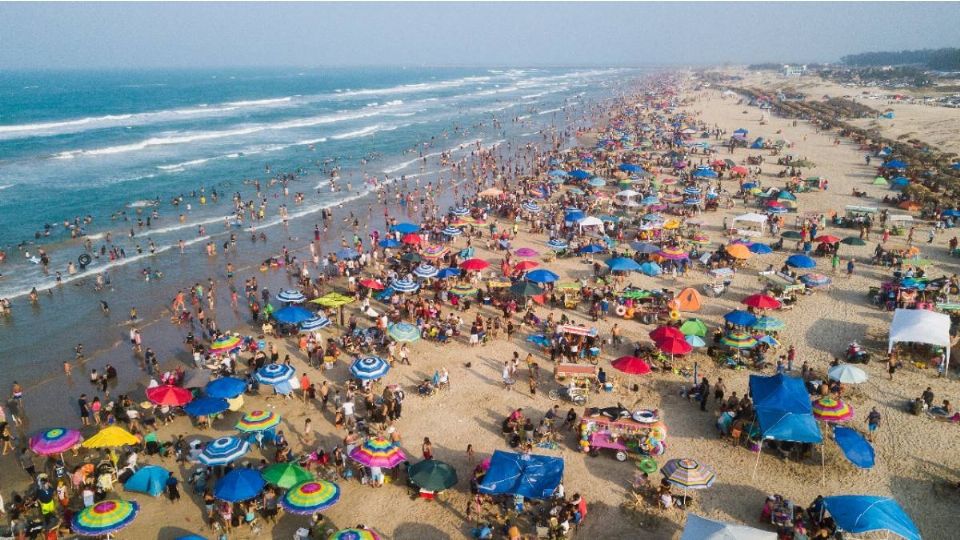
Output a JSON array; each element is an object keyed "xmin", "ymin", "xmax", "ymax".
[{"xmin": 781, "ymin": 64, "xmax": 807, "ymax": 77}]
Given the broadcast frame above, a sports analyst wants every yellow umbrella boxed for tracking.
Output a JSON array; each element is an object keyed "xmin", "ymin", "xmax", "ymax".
[
  {"xmin": 310, "ymin": 292, "xmax": 354, "ymax": 308},
  {"xmin": 81, "ymin": 426, "xmax": 139, "ymax": 449},
  {"xmin": 663, "ymin": 219, "xmax": 682, "ymax": 230},
  {"xmin": 227, "ymin": 395, "xmax": 245, "ymax": 412}
]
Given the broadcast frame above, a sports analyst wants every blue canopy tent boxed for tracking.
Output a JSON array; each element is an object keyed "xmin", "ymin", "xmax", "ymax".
[
  {"xmin": 749, "ymin": 374, "xmax": 822, "ymax": 479},
  {"xmin": 124, "ymin": 465, "xmax": 170, "ymax": 497},
  {"xmin": 821, "ymin": 496, "xmax": 920, "ymax": 540},
  {"xmin": 478, "ymin": 451, "xmax": 564, "ymax": 500}
]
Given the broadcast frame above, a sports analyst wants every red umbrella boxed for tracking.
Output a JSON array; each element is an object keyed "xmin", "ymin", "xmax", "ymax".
[
  {"xmin": 731, "ymin": 166, "xmax": 749, "ymax": 176},
  {"xmin": 401, "ymin": 233, "xmax": 422, "ymax": 245},
  {"xmin": 514, "ymin": 261, "xmax": 539, "ymax": 272},
  {"xmin": 656, "ymin": 337, "xmax": 692, "ymax": 355},
  {"xmin": 649, "ymin": 326, "xmax": 684, "ymax": 342},
  {"xmin": 460, "ymin": 258, "xmax": 490, "ymax": 272},
  {"xmin": 146, "ymin": 385, "xmax": 193, "ymax": 407},
  {"xmin": 359, "ymin": 279, "xmax": 385, "ymax": 290},
  {"xmin": 611, "ymin": 356, "xmax": 652, "ymax": 375},
  {"xmin": 741, "ymin": 294, "xmax": 782, "ymax": 310},
  {"xmin": 814, "ymin": 235, "xmax": 840, "ymax": 244}
]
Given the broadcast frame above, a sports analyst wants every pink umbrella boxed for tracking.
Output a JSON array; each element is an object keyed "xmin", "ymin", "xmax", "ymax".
[{"xmin": 514, "ymin": 247, "xmax": 539, "ymax": 258}]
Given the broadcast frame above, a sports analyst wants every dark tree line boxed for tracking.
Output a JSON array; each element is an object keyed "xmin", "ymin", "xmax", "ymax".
[{"xmin": 841, "ymin": 48, "xmax": 960, "ymax": 71}]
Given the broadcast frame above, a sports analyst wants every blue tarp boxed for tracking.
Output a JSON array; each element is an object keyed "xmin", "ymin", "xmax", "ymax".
[
  {"xmin": 833, "ymin": 426, "xmax": 875, "ymax": 469},
  {"xmin": 749, "ymin": 374, "xmax": 823, "ymax": 443},
  {"xmin": 124, "ymin": 465, "xmax": 170, "ymax": 497},
  {"xmin": 822, "ymin": 496, "xmax": 920, "ymax": 540},
  {"xmin": 478, "ymin": 451, "xmax": 564, "ymax": 500}
]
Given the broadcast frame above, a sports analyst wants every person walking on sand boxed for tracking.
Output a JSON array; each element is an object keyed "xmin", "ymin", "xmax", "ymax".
[
  {"xmin": 699, "ymin": 378, "xmax": 710, "ymax": 412},
  {"xmin": 888, "ymin": 352, "xmax": 897, "ymax": 380},
  {"xmin": 867, "ymin": 407, "xmax": 881, "ymax": 441},
  {"xmin": 846, "ymin": 258, "xmax": 856, "ymax": 277}
]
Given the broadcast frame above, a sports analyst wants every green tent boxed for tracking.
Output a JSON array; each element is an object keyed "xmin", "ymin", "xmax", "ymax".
[
  {"xmin": 872, "ymin": 176, "xmax": 890, "ymax": 186},
  {"xmin": 679, "ymin": 318, "xmax": 709, "ymax": 337}
]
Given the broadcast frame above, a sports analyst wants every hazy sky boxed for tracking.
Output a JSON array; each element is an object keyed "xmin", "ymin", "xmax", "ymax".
[{"xmin": 2, "ymin": 2, "xmax": 958, "ymax": 69}]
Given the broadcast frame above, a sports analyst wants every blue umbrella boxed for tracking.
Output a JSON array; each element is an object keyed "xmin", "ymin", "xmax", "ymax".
[
  {"xmin": 564, "ymin": 210, "xmax": 585, "ymax": 222},
  {"xmin": 391, "ymin": 278, "xmax": 420, "ymax": 293},
  {"xmin": 752, "ymin": 316, "xmax": 785, "ymax": 331},
  {"xmin": 606, "ymin": 257, "xmax": 641, "ymax": 272},
  {"xmin": 639, "ymin": 261, "xmax": 662, "ymax": 276},
  {"xmin": 942, "ymin": 209, "xmax": 960, "ymax": 217},
  {"xmin": 379, "ymin": 238, "xmax": 401, "ymax": 249},
  {"xmin": 547, "ymin": 239, "xmax": 569, "ymax": 250},
  {"xmin": 392, "ymin": 223, "xmax": 420, "ymax": 234},
  {"xmin": 640, "ymin": 195, "xmax": 660, "ymax": 205},
  {"xmin": 683, "ymin": 198, "xmax": 701, "ymax": 206},
  {"xmin": 548, "ymin": 169, "xmax": 569, "ymax": 177},
  {"xmin": 821, "ymin": 495, "xmax": 919, "ymax": 540},
  {"xmin": 748, "ymin": 243, "xmax": 773, "ymax": 254},
  {"xmin": 521, "ymin": 201, "xmax": 541, "ymax": 213},
  {"xmin": 569, "ymin": 169, "xmax": 591, "ymax": 180},
  {"xmin": 442, "ymin": 226, "xmax": 462, "ymax": 237},
  {"xmin": 206, "ymin": 377, "xmax": 246, "ymax": 399},
  {"xmin": 631, "ymin": 242, "xmax": 660, "ymax": 254},
  {"xmin": 786, "ymin": 254, "xmax": 816, "ymax": 268},
  {"xmin": 642, "ymin": 213, "xmax": 663, "ymax": 222},
  {"xmin": 692, "ymin": 168, "xmax": 718, "ymax": 178},
  {"xmin": 742, "ymin": 182, "xmax": 757, "ymax": 190},
  {"xmin": 176, "ymin": 536, "xmax": 209, "ymax": 540},
  {"xmin": 124, "ymin": 465, "xmax": 170, "ymax": 497},
  {"xmin": 952, "ymin": 162, "xmax": 960, "ymax": 171},
  {"xmin": 337, "ymin": 248, "xmax": 360, "ymax": 260},
  {"xmin": 183, "ymin": 397, "xmax": 229, "ymax": 417},
  {"xmin": 300, "ymin": 315, "xmax": 331, "ymax": 332},
  {"xmin": 587, "ymin": 178, "xmax": 606, "ymax": 187},
  {"xmin": 683, "ymin": 186, "xmax": 701, "ymax": 195},
  {"xmin": 883, "ymin": 160, "xmax": 907, "ymax": 169},
  {"xmin": 276, "ymin": 289, "xmax": 306, "ymax": 303},
  {"xmin": 256, "ymin": 363, "xmax": 295, "ymax": 385},
  {"xmin": 200, "ymin": 436, "xmax": 250, "ymax": 466},
  {"xmin": 832, "ymin": 426, "xmax": 875, "ymax": 470},
  {"xmin": 272, "ymin": 306, "xmax": 315, "ymax": 324},
  {"xmin": 619, "ymin": 163, "xmax": 643, "ymax": 173},
  {"xmin": 526, "ymin": 269, "xmax": 560, "ymax": 283},
  {"xmin": 724, "ymin": 310, "xmax": 758, "ymax": 327},
  {"xmin": 350, "ymin": 356, "xmax": 390, "ymax": 380},
  {"xmin": 214, "ymin": 468, "xmax": 266, "ymax": 503},
  {"xmin": 450, "ymin": 207, "xmax": 470, "ymax": 217},
  {"xmin": 768, "ymin": 206, "xmax": 788, "ymax": 215},
  {"xmin": 579, "ymin": 244, "xmax": 605, "ymax": 254},
  {"xmin": 413, "ymin": 264, "xmax": 438, "ymax": 278},
  {"xmin": 437, "ymin": 267, "xmax": 461, "ymax": 279},
  {"xmin": 685, "ymin": 335, "xmax": 706, "ymax": 348}
]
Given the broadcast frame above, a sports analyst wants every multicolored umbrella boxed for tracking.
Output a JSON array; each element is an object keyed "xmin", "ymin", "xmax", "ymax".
[
  {"xmin": 350, "ymin": 356, "xmax": 390, "ymax": 380},
  {"xmin": 812, "ymin": 397, "xmax": 854, "ymax": 423},
  {"xmin": 261, "ymin": 462, "xmax": 314, "ymax": 489},
  {"xmin": 330, "ymin": 529, "xmax": 382, "ymax": 540},
  {"xmin": 146, "ymin": 385, "xmax": 193, "ymax": 407},
  {"xmin": 255, "ymin": 363, "xmax": 295, "ymax": 385},
  {"xmin": 660, "ymin": 458, "xmax": 716, "ymax": 489},
  {"xmin": 720, "ymin": 332, "xmax": 758, "ymax": 349},
  {"xmin": 388, "ymin": 322, "xmax": 421, "ymax": 342},
  {"xmin": 349, "ymin": 437, "xmax": 406, "ymax": 468},
  {"xmin": 236, "ymin": 410, "xmax": 281, "ymax": 432},
  {"xmin": 199, "ymin": 436, "xmax": 250, "ymax": 465},
  {"xmin": 82, "ymin": 426, "xmax": 139, "ymax": 449},
  {"xmin": 72, "ymin": 499, "xmax": 140, "ymax": 537},
  {"xmin": 209, "ymin": 335, "xmax": 242, "ymax": 355},
  {"xmin": 30, "ymin": 428, "xmax": 82, "ymax": 455},
  {"xmin": 610, "ymin": 356, "xmax": 651, "ymax": 375},
  {"xmin": 281, "ymin": 480, "xmax": 341, "ymax": 514},
  {"xmin": 546, "ymin": 239, "xmax": 568, "ymax": 250},
  {"xmin": 657, "ymin": 246, "xmax": 688, "ymax": 260},
  {"xmin": 450, "ymin": 284, "xmax": 479, "ymax": 296}
]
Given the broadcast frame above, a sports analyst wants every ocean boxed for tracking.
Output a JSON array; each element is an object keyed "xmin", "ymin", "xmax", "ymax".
[{"xmin": 0, "ymin": 66, "xmax": 641, "ymax": 424}]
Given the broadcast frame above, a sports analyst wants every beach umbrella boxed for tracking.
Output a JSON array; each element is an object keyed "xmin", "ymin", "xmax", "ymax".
[
  {"xmin": 742, "ymin": 294, "xmax": 781, "ymax": 310},
  {"xmin": 883, "ymin": 160, "xmax": 907, "ymax": 169},
  {"xmin": 30, "ymin": 428, "xmax": 82, "ymax": 456},
  {"xmin": 606, "ymin": 257, "xmax": 641, "ymax": 272},
  {"xmin": 276, "ymin": 289, "xmax": 307, "ymax": 304},
  {"xmin": 658, "ymin": 247, "xmax": 688, "ymax": 260},
  {"xmin": 281, "ymin": 480, "xmax": 341, "ymax": 514},
  {"xmin": 349, "ymin": 437, "xmax": 407, "ymax": 468},
  {"xmin": 199, "ymin": 436, "xmax": 250, "ymax": 466},
  {"xmin": 401, "ymin": 233, "xmax": 422, "ymax": 245},
  {"xmin": 631, "ymin": 242, "xmax": 660, "ymax": 254},
  {"xmin": 832, "ymin": 426, "xmax": 875, "ymax": 470},
  {"xmin": 236, "ymin": 410, "xmax": 281, "ymax": 432},
  {"xmin": 450, "ymin": 284, "xmax": 479, "ymax": 296},
  {"xmin": 311, "ymin": 292, "xmax": 355, "ymax": 308},
  {"xmin": 724, "ymin": 310, "xmax": 758, "ymax": 327},
  {"xmin": 588, "ymin": 178, "xmax": 606, "ymax": 187},
  {"xmin": 569, "ymin": 169, "xmax": 591, "ymax": 180},
  {"xmin": 640, "ymin": 195, "xmax": 660, "ymax": 205},
  {"xmin": 183, "ymin": 397, "xmax": 229, "ymax": 417},
  {"xmin": 725, "ymin": 244, "xmax": 752, "ymax": 260},
  {"xmin": 650, "ymin": 326, "xmax": 685, "ymax": 342},
  {"xmin": 812, "ymin": 397, "xmax": 854, "ymax": 423},
  {"xmin": 400, "ymin": 252, "xmax": 422, "ymax": 264},
  {"xmin": 71, "ymin": 499, "xmax": 139, "ymax": 537},
  {"xmin": 413, "ymin": 264, "xmax": 438, "ymax": 279},
  {"xmin": 209, "ymin": 335, "xmax": 242, "ymax": 355},
  {"xmin": 521, "ymin": 201, "xmax": 541, "ymax": 213},
  {"xmin": 408, "ymin": 459, "xmax": 459, "ymax": 491},
  {"xmin": 436, "ymin": 267, "xmax": 461, "ymax": 279},
  {"xmin": 686, "ymin": 335, "xmax": 706, "ymax": 348},
  {"xmin": 800, "ymin": 273, "xmax": 832, "ymax": 288},
  {"xmin": 639, "ymin": 261, "xmax": 662, "ymax": 276},
  {"xmin": 350, "ymin": 356, "xmax": 390, "ymax": 380},
  {"xmin": 513, "ymin": 260, "xmax": 539, "ymax": 272},
  {"xmin": 330, "ymin": 529, "xmax": 382, "ymax": 540},
  {"xmin": 841, "ymin": 236, "xmax": 866, "ymax": 246},
  {"xmin": 378, "ymin": 238, "xmax": 401, "ymax": 249},
  {"xmin": 442, "ymin": 226, "xmax": 463, "ymax": 237},
  {"xmin": 781, "ymin": 231, "xmax": 802, "ymax": 239},
  {"xmin": 388, "ymin": 322, "xmax": 421, "ymax": 342},
  {"xmin": 510, "ymin": 281, "xmax": 545, "ymax": 297},
  {"xmin": 751, "ymin": 316, "xmax": 785, "ymax": 331},
  {"xmin": 681, "ymin": 514, "xmax": 775, "ymax": 540},
  {"xmin": 786, "ymin": 254, "xmax": 816, "ymax": 269},
  {"xmin": 391, "ymin": 278, "xmax": 420, "ymax": 293},
  {"xmin": 205, "ymin": 377, "xmax": 246, "ymax": 399},
  {"xmin": 525, "ymin": 269, "xmax": 560, "ymax": 283},
  {"xmin": 514, "ymin": 247, "xmax": 539, "ymax": 257},
  {"xmin": 337, "ymin": 248, "xmax": 360, "ymax": 260},
  {"xmin": 661, "ymin": 458, "xmax": 716, "ymax": 489},
  {"xmin": 610, "ymin": 356, "xmax": 652, "ymax": 375},
  {"xmin": 814, "ymin": 235, "xmax": 841, "ymax": 244},
  {"xmin": 214, "ymin": 468, "xmax": 265, "ymax": 503},
  {"xmin": 679, "ymin": 319, "xmax": 708, "ymax": 337},
  {"xmin": 619, "ymin": 163, "xmax": 643, "ymax": 173},
  {"xmin": 300, "ymin": 315, "xmax": 332, "ymax": 332},
  {"xmin": 564, "ymin": 209, "xmax": 585, "ymax": 222},
  {"xmin": 548, "ymin": 169, "xmax": 569, "ymax": 178},
  {"xmin": 820, "ymin": 496, "xmax": 920, "ymax": 540},
  {"xmin": 422, "ymin": 245, "xmax": 450, "ymax": 259},
  {"xmin": 262, "ymin": 463, "xmax": 314, "ymax": 489},
  {"xmin": 460, "ymin": 258, "xmax": 489, "ymax": 272},
  {"xmin": 758, "ymin": 335, "xmax": 780, "ymax": 348},
  {"xmin": 392, "ymin": 222, "xmax": 420, "ymax": 234},
  {"xmin": 720, "ymin": 332, "xmax": 758, "ymax": 349},
  {"xmin": 450, "ymin": 206, "xmax": 470, "ymax": 217},
  {"xmin": 748, "ymin": 243, "xmax": 773, "ymax": 255},
  {"xmin": 146, "ymin": 385, "xmax": 193, "ymax": 407},
  {"xmin": 657, "ymin": 336, "xmax": 693, "ymax": 355},
  {"xmin": 827, "ymin": 364, "xmax": 868, "ymax": 384},
  {"xmin": 272, "ymin": 305, "xmax": 315, "ymax": 325},
  {"xmin": 621, "ymin": 289, "xmax": 652, "ymax": 300},
  {"xmin": 546, "ymin": 239, "xmax": 569, "ymax": 251},
  {"xmin": 684, "ymin": 186, "xmax": 702, "ymax": 195},
  {"xmin": 768, "ymin": 206, "xmax": 787, "ymax": 215},
  {"xmin": 256, "ymin": 363, "xmax": 295, "ymax": 385},
  {"xmin": 124, "ymin": 465, "xmax": 170, "ymax": 497}
]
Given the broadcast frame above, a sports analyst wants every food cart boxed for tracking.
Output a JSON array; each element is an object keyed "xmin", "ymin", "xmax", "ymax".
[
  {"xmin": 888, "ymin": 214, "xmax": 913, "ymax": 236},
  {"xmin": 557, "ymin": 283, "xmax": 582, "ymax": 309},
  {"xmin": 579, "ymin": 408, "xmax": 667, "ymax": 461},
  {"xmin": 548, "ymin": 363, "xmax": 598, "ymax": 405}
]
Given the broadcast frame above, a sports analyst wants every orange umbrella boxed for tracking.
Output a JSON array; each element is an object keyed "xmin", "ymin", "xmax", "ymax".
[{"xmin": 725, "ymin": 244, "xmax": 752, "ymax": 260}]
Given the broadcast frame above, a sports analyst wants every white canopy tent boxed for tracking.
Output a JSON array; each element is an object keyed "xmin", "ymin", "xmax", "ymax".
[
  {"xmin": 681, "ymin": 514, "xmax": 775, "ymax": 540},
  {"xmin": 731, "ymin": 213, "xmax": 768, "ymax": 232},
  {"xmin": 578, "ymin": 216, "xmax": 604, "ymax": 232},
  {"xmin": 888, "ymin": 308, "xmax": 952, "ymax": 371}
]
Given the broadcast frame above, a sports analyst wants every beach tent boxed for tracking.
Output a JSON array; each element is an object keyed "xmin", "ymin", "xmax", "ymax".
[
  {"xmin": 478, "ymin": 451, "xmax": 564, "ymax": 500},
  {"xmin": 750, "ymin": 137, "xmax": 765, "ymax": 149},
  {"xmin": 889, "ymin": 308, "xmax": 951, "ymax": 372},
  {"xmin": 124, "ymin": 465, "xmax": 170, "ymax": 497},
  {"xmin": 681, "ymin": 514, "xmax": 775, "ymax": 540},
  {"xmin": 749, "ymin": 374, "xmax": 822, "ymax": 477},
  {"xmin": 578, "ymin": 216, "xmax": 604, "ymax": 231},
  {"xmin": 821, "ymin": 496, "xmax": 920, "ymax": 540},
  {"xmin": 674, "ymin": 288, "xmax": 703, "ymax": 312},
  {"xmin": 731, "ymin": 213, "xmax": 768, "ymax": 232},
  {"xmin": 872, "ymin": 176, "xmax": 890, "ymax": 186}
]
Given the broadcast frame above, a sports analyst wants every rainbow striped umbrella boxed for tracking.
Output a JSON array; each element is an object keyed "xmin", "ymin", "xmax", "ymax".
[
  {"xmin": 210, "ymin": 335, "xmax": 242, "ymax": 355},
  {"xmin": 30, "ymin": 427, "xmax": 82, "ymax": 455},
  {"xmin": 450, "ymin": 284, "xmax": 478, "ymax": 296},
  {"xmin": 657, "ymin": 246, "xmax": 688, "ymax": 260},
  {"xmin": 720, "ymin": 332, "xmax": 758, "ymax": 349},
  {"xmin": 423, "ymin": 244, "xmax": 450, "ymax": 258},
  {"xmin": 349, "ymin": 437, "xmax": 406, "ymax": 468},
  {"xmin": 330, "ymin": 529, "xmax": 382, "ymax": 540},
  {"xmin": 280, "ymin": 479, "xmax": 340, "ymax": 514},
  {"xmin": 812, "ymin": 397, "xmax": 854, "ymax": 423},
  {"xmin": 71, "ymin": 499, "xmax": 140, "ymax": 536},
  {"xmin": 660, "ymin": 458, "xmax": 716, "ymax": 489},
  {"xmin": 236, "ymin": 410, "xmax": 281, "ymax": 432}
]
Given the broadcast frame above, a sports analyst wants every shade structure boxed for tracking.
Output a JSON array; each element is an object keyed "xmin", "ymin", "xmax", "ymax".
[
  {"xmin": 812, "ymin": 397, "xmax": 854, "ymax": 423},
  {"xmin": 723, "ymin": 309, "xmax": 758, "ymax": 327},
  {"xmin": 660, "ymin": 458, "xmax": 716, "ymax": 489},
  {"xmin": 388, "ymin": 322, "xmax": 421, "ymax": 342},
  {"xmin": 514, "ymin": 247, "xmax": 539, "ymax": 257},
  {"xmin": 311, "ymin": 292, "xmax": 354, "ymax": 308},
  {"xmin": 390, "ymin": 278, "xmax": 420, "ymax": 293},
  {"xmin": 124, "ymin": 465, "xmax": 170, "ymax": 497},
  {"xmin": 460, "ymin": 258, "xmax": 489, "ymax": 272},
  {"xmin": 510, "ymin": 281, "xmax": 545, "ymax": 297},
  {"xmin": 720, "ymin": 332, "xmax": 758, "ymax": 349},
  {"xmin": 255, "ymin": 363, "xmax": 295, "ymax": 385},
  {"xmin": 525, "ymin": 269, "xmax": 560, "ymax": 283},
  {"xmin": 827, "ymin": 364, "xmax": 868, "ymax": 384},
  {"xmin": 681, "ymin": 514, "xmax": 775, "ymax": 540},
  {"xmin": 639, "ymin": 261, "xmax": 662, "ymax": 276},
  {"xmin": 749, "ymin": 374, "xmax": 823, "ymax": 444},
  {"xmin": 205, "ymin": 377, "xmax": 246, "ymax": 399},
  {"xmin": 679, "ymin": 319, "xmax": 708, "ymax": 337},
  {"xmin": 276, "ymin": 289, "xmax": 307, "ymax": 303},
  {"xmin": 199, "ymin": 436, "xmax": 250, "ymax": 466},
  {"xmin": 209, "ymin": 335, "xmax": 242, "ymax": 355},
  {"xmin": 436, "ymin": 267, "xmax": 461, "ymax": 279},
  {"xmin": 605, "ymin": 257, "xmax": 642, "ymax": 272},
  {"xmin": 658, "ymin": 246, "xmax": 688, "ymax": 260},
  {"xmin": 742, "ymin": 294, "xmax": 781, "ymax": 310},
  {"xmin": 183, "ymin": 397, "xmax": 229, "ymax": 417},
  {"xmin": 725, "ymin": 244, "xmax": 753, "ymax": 259},
  {"xmin": 423, "ymin": 245, "xmax": 450, "ymax": 259},
  {"xmin": 349, "ymin": 437, "xmax": 406, "ymax": 468},
  {"xmin": 450, "ymin": 283, "xmax": 479, "ymax": 296},
  {"xmin": 350, "ymin": 356, "xmax": 390, "ymax": 380},
  {"xmin": 261, "ymin": 462, "xmax": 314, "ymax": 489},
  {"xmin": 401, "ymin": 233, "xmax": 422, "ymax": 245},
  {"xmin": 236, "ymin": 410, "xmax": 281, "ymax": 432},
  {"xmin": 392, "ymin": 222, "xmax": 420, "ymax": 234},
  {"xmin": 657, "ymin": 336, "xmax": 693, "ymax": 355},
  {"xmin": 546, "ymin": 238, "xmax": 569, "ymax": 250},
  {"xmin": 214, "ymin": 468, "xmax": 266, "ymax": 503},
  {"xmin": 300, "ymin": 315, "xmax": 332, "ymax": 332},
  {"xmin": 72, "ymin": 499, "xmax": 139, "ymax": 536},
  {"xmin": 785, "ymin": 254, "xmax": 816, "ymax": 269},
  {"xmin": 821, "ymin": 496, "xmax": 920, "ymax": 540},
  {"xmin": 841, "ymin": 236, "xmax": 866, "ymax": 246},
  {"xmin": 82, "ymin": 426, "xmax": 139, "ymax": 449},
  {"xmin": 146, "ymin": 385, "xmax": 193, "ymax": 407},
  {"xmin": 30, "ymin": 428, "xmax": 82, "ymax": 455},
  {"xmin": 408, "ymin": 459, "xmax": 459, "ymax": 491},
  {"xmin": 610, "ymin": 356, "xmax": 652, "ymax": 375},
  {"xmin": 650, "ymin": 325, "xmax": 684, "ymax": 342},
  {"xmin": 330, "ymin": 529, "xmax": 382, "ymax": 540},
  {"xmin": 832, "ymin": 426, "xmax": 875, "ymax": 469},
  {"xmin": 889, "ymin": 308, "xmax": 952, "ymax": 372},
  {"xmin": 521, "ymin": 201, "xmax": 541, "ymax": 213},
  {"xmin": 272, "ymin": 305, "xmax": 315, "ymax": 324},
  {"xmin": 752, "ymin": 316, "xmax": 785, "ymax": 331},
  {"xmin": 413, "ymin": 264, "xmax": 438, "ymax": 279},
  {"xmin": 477, "ymin": 450, "xmax": 564, "ymax": 500},
  {"xmin": 281, "ymin": 479, "xmax": 340, "ymax": 514},
  {"xmin": 378, "ymin": 238, "xmax": 401, "ymax": 248},
  {"xmin": 514, "ymin": 260, "xmax": 539, "ymax": 272}
]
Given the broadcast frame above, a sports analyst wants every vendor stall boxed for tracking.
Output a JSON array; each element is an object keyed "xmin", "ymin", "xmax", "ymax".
[{"xmin": 579, "ymin": 407, "xmax": 667, "ymax": 461}]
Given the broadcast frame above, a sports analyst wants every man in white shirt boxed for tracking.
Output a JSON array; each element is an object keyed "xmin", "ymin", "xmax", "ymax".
[{"xmin": 342, "ymin": 401, "xmax": 356, "ymax": 429}]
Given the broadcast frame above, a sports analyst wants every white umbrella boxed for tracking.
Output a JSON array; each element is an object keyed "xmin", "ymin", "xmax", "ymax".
[
  {"xmin": 681, "ymin": 514, "xmax": 775, "ymax": 540},
  {"xmin": 827, "ymin": 364, "xmax": 868, "ymax": 384}
]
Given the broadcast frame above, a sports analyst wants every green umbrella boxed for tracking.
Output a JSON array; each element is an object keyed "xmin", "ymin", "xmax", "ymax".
[
  {"xmin": 841, "ymin": 237, "xmax": 866, "ymax": 246},
  {"xmin": 679, "ymin": 319, "xmax": 708, "ymax": 337},
  {"xmin": 261, "ymin": 463, "xmax": 314, "ymax": 489},
  {"xmin": 781, "ymin": 231, "xmax": 802, "ymax": 239},
  {"xmin": 311, "ymin": 292, "xmax": 354, "ymax": 308},
  {"xmin": 408, "ymin": 459, "xmax": 458, "ymax": 492},
  {"xmin": 510, "ymin": 281, "xmax": 545, "ymax": 297},
  {"xmin": 621, "ymin": 289, "xmax": 652, "ymax": 300},
  {"xmin": 401, "ymin": 252, "xmax": 422, "ymax": 263}
]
